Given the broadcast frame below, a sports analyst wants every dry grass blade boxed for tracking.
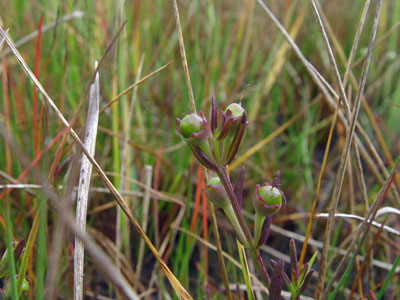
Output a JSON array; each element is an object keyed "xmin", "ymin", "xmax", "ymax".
[
  {"xmin": 315, "ymin": 1, "xmax": 382, "ymax": 297},
  {"xmin": 173, "ymin": 0, "xmax": 195, "ymax": 113},
  {"xmin": 309, "ymin": 5, "xmax": 374, "ymax": 230},
  {"xmin": 310, "ymin": 0, "xmax": 350, "ymax": 115},
  {"xmin": 44, "ymin": 21, "xmax": 126, "ymax": 192},
  {"xmin": 0, "ymin": 28, "xmax": 8, "ymax": 50},
  {"xmin": 0, "ymin": 26, "xmax": 192, "ymax": 300},
  {"xmin": 376, "ymin": 206, "xmax": 400, "ymax": 218},
  {"xmin": 315, "ymin": 213, "xmax": 400, "ymax": 237},
  {"xmin": 237, "ymin": 240, "xmax": 255, "ymax": 299},
  {"xmin": 0, "ymin": 185, "xmax": 144, "ymax": 201},
  {"xmin": 135, "ymin": 165, "xmax": 153, "ymax": 285},
  {"xmin": 0, "ymin": 183, "xmax": 41, "ymax": 189},
  {"xmin": 99, "ymin": 60, "xmax": 172, "ymax": 114},
  {"xmin": 74, "ymin": 61, "xmax": 100, "ymax": 300},
  {"xmin": 341, "ymin": 0, "xmax": 371, "ymax": 87},
  {"xmin": 120, "ymin": 54, "xmax": 144, "ymax": 185}
]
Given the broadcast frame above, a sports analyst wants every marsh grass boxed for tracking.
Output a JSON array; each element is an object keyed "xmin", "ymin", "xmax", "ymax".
[{"xmin": 0, "ymin": 0, "xmax": 400, "ymax": 299}]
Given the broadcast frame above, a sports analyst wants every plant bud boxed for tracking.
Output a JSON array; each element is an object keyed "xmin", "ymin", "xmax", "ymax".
[
  {"xmin": 176, "ymin": 111, "xmax": 209, "ymax": 141},
  {"xmin": 253, "ymin": 184, "xmax": 282, "ymax": 217},
  {"xmin": 225, "ymin": 103, "xmax": 245, "ymax": 117},
  {"xmin": 215, "ymin": 102, "xmax": 248, "ymax": 165},
  {"xmin": 204, "ymin": 177, "xmax": 230, "ymax": 209},
  {"xmin": 176, "ymin": 112, "xmax": 217, "ymax": 170},
  {"xmin": 217, "ymin": 103, "xmax": 246, "ymax": 140},
  {"xmin": 179, "ymin": 114, "xmax": 202, "ymax": 138}
]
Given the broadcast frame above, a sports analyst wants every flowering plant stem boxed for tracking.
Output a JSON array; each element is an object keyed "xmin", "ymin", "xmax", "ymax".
[
  {"xmin": 250, "ymin": 248, "xmax": 271, "ymax": 289},
  {"xmin": 216, "ymin": 166, "xmax": 253, "ymax": 245},
  {"xmin": 216, "ymin": 166, "xmax": 271, "ymax": 288},
  {"xmin": 222, "ymin": 203, "xmax": 247, "ymax": 245}
]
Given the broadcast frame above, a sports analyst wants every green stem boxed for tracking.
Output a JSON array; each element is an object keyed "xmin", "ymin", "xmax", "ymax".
[
  {"xmin": 216, "ymin": 166, "xmax": 253, "ymax": 247},
  {"xmin": 199, "ymin": 139, "xmax": 217, "ymax": 165},
  {"xmin": 223, "ymin": 204, "xmax": 247, "ymax": 245},
  {"xmin": 237, "ymin": 240, "xmax": 255, "ymax": 300},
  {"xmin": 221, "ymin": 131, "xmax": 235, "ymax": 163},
  {"xmin": 213, "ymin": 137, "xmax": 221, "ymax": 165},
  {"xmin": 208, "ymin": 201, "xmax": 233, "ymax": 300},
  {"xmin": 253, "ymin": 213, "xmax": 265, "ymax": 247},
  {"xmin": 5, "ymin": 201, "xmax": 18, "ymax": 300},
  {"xmin": 216, "ymin": 166, "xmax": 271, "ymax": 288}
]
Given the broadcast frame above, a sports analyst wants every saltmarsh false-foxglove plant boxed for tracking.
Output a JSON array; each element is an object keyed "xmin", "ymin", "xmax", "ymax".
[{"xmin": 177, "ymin": 95, "xmax": 313, "ymax": 299}]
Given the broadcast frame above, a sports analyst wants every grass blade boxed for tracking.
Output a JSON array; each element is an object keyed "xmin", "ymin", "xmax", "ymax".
[
  {"xmin": 237, "ymin": 240, "xmax": 254, "ymax": 300},
  {"xmin": 16, "ymin": 209, "xmax": 40, "ymax": 296},
  {"xmin": 32, "ymin": 15, "xmax": 43, "ymax": 161},
  {"xmin": 376, "ymin": 250, "xmax": 400, "ymax": 299},
  {"xmin": 3, "ymin": 200, "xmax": 18, "ymax": 300},
  {"xmin": 135, "ymin": 165, "xmax": 153, "ymax": 283}
]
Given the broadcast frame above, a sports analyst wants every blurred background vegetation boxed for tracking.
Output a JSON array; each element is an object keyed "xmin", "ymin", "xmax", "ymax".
[{"xmin": 0, "ymin": 0, "xmax": 399, "ymax": 299}]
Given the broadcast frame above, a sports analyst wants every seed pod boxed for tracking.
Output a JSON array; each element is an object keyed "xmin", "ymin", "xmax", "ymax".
[
  {"xmin": 176, "ymin": 112, "xmax": 217, "ymax": 170},
  {"xmin": 252, "ymin": 184, "xmax": 282, "ymax": 217},
  {"xmin": 176, "ymin": 111, "xmax": 209, "ymax": 141},
  {"xmin": 204, "ymin": 177, "xmax": 229, "ymax": 209}
]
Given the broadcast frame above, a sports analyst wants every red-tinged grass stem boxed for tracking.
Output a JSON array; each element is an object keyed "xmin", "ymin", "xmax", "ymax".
[
  {"xmin": 152, "ymin": 145, "xmax": 164, "ymax": 249},
  {"xmin": 32, "ymin": 15, "xmax": 43, "ymax": 162},
  {"xmin": 202, "ymin": 186, "xmax": 208, "ymax": 284},
  {"xmin": 189, "ymin": 166, "xmax": 203, "ymax": 243}
]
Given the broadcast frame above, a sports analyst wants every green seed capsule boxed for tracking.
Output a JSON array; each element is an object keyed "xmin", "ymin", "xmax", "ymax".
[
  {"xmin": 179, "ymin": 113, "xmax": 203, "ymax": 138},
  {"xmin": 225, "ymin": 103, "xmax": 245, "ymax": 117}
]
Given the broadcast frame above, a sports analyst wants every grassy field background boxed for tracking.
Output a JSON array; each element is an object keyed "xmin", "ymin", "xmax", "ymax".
[{"xmin": 0, "ymin": 0, "xmax": 400, "ymax": 299}]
